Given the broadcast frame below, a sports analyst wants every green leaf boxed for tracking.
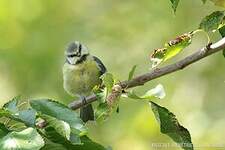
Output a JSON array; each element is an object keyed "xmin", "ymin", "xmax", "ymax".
[
  {"xmin": 44, "ymin": 115, "xmax": 71, "ymax": 141},
  {"xmin": 3, "ymin": 96, "xmax": 20, "ymax": 113},
  {"xmin": 1, "ymin": 96, "xmax": 36, "ymax": 127},
  {"xmin": 42, "ymin": 136, "xmax": 107, "ymax": 150},
  {"xmin": 0, "ymin": 127, "xmax": 44, "ymax": 150},
  {"xmin": 164, "ymin": 33, "xmax": 192, "ymax": 61},
  {"xmin": 0, "ymin": 123, "xmax": 10, "ymax": 138},
  {"xmin": 0, "ymin": 108, "xmax": 36, "ymax": 127},
  {"xmin": 199, "ymin": 11, "xmax": 225, "ymax": 32},
  {"xmin": 150, "ymin": 48, "xmax": 166, "ymax": 67},
  {"xmin": 41, "ymin": 114, "xmax": 81, "ymax": 145},
  {"xmin": 95, "ymin": 103, "xmax": 111, "ymax": 123},
  {"xmin": 0, "ymin": 109, "xmax": 12, "ymax": 118},
  {"xmin": 30, "ymin": 99, "xmax": 87, "ymax": 135},
  {"xmin": 95, "ymin": 85, "xmax": 122, "ymax": 123},
  {"xmin": 18, "ymin": 109, "xmax": 36, "ymax": 127},
  {"xmin": 44, "ymin": 126, "xmax": 81, "ymax": 146},
  {"xmin": 128, "ymin": 65, "xmax": 137, "ymax": 81},
  {"xmin": 101, "ymin": 73, "xmax": 114, "ymax": 92},
  {"xmin": 41, "ymin": 137, "xmax": 67, "ymax": 150},
  {"xmin": 169, "ymin": 0, "xmax": 180, "ymax": 13},
  {"xmin": 125, "ymin": 84, "xmax": 166, "ymax": 100},
  {"xmin": 0, "ymin": 109, "xmax": 24, "ymax": 125},
  {"xmin": 150, "ymin": 33, "xmax": 192, "ymax": 67},
  {"xmin": 210, "ymin": 0, "xmax": 225, "ymax": 7},
  {"xmin": 73, "ymin": 136, "xmax": 107, "ymax": 150},
  {"xmin": 219, "ymin": 25, "xmax": 225, "ymax": 57},
  {"xmin": 150, "ymin": 102, "xmax": 193, "ymax": 150},
  {"xmin": 93, "ymin": 87, "xmax": 107, "ymax": 103}
]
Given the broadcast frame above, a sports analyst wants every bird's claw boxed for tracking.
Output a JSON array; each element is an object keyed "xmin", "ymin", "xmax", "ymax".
[{"xmin": 81, "ymin": 96, "xmax": 87, "ymax": 105}]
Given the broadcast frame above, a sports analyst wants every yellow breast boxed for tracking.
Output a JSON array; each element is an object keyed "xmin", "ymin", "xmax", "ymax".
[{"xmin": 63, "ymin": 58, "xmax": 101, "ymax": 96}]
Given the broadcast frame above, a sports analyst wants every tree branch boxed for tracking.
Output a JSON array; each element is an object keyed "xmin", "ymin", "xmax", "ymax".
[{"xmin": 68, "ymin": 37, "xmax": 225, "ymax": 110}]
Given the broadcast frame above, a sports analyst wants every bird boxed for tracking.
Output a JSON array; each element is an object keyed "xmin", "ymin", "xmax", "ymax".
[{"xmin": 63, "ymin": 41, "xmax": 107, "ymax": 122}]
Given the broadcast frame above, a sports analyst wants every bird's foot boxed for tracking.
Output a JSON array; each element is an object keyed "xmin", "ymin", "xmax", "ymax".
[{"xmin": 80, "ymin": 96, "xmax": 87, "ymax": 106}]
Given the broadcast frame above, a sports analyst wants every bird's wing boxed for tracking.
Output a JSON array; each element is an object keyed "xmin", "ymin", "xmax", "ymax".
[{"xmin": 93, "ymin": 56, "xmax": 107, "ymax": 75}]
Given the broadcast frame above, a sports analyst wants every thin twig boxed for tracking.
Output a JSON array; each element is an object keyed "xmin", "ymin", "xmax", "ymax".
[{"xmin": 68, "ymin": 37, "xmax": 225, "ymax": 110}]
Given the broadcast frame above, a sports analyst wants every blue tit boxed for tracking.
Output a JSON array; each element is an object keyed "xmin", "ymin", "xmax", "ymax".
[{"xmin": 63, "ymin": 41, "xmax": 107, "ymax": 122}]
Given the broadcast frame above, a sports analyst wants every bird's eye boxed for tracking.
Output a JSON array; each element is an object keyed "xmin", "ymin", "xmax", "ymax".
[{"xmin": 78, "ymin": 44, "xmax": 82, "ymax": 53}]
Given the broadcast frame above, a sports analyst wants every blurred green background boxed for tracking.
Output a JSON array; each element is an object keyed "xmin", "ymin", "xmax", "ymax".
[{"xmin": 0, "ymin": 0, "xmax": 225, "ymax": 150}]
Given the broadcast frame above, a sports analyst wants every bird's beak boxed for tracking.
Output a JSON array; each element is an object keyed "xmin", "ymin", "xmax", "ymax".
[{"xmin": 67, "ymin": 57, "xmax": 78, "ymax": 65}]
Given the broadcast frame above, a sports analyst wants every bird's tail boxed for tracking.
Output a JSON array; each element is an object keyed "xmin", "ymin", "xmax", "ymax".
[{"xmin": 80, "ymin": 104, "xmax": 94, "ymax": 123}]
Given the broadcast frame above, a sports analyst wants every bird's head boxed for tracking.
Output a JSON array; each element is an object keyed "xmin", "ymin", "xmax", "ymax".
[{"xmin": 65, "ymin": 41, "xmax": 89, "ymax": 65}]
